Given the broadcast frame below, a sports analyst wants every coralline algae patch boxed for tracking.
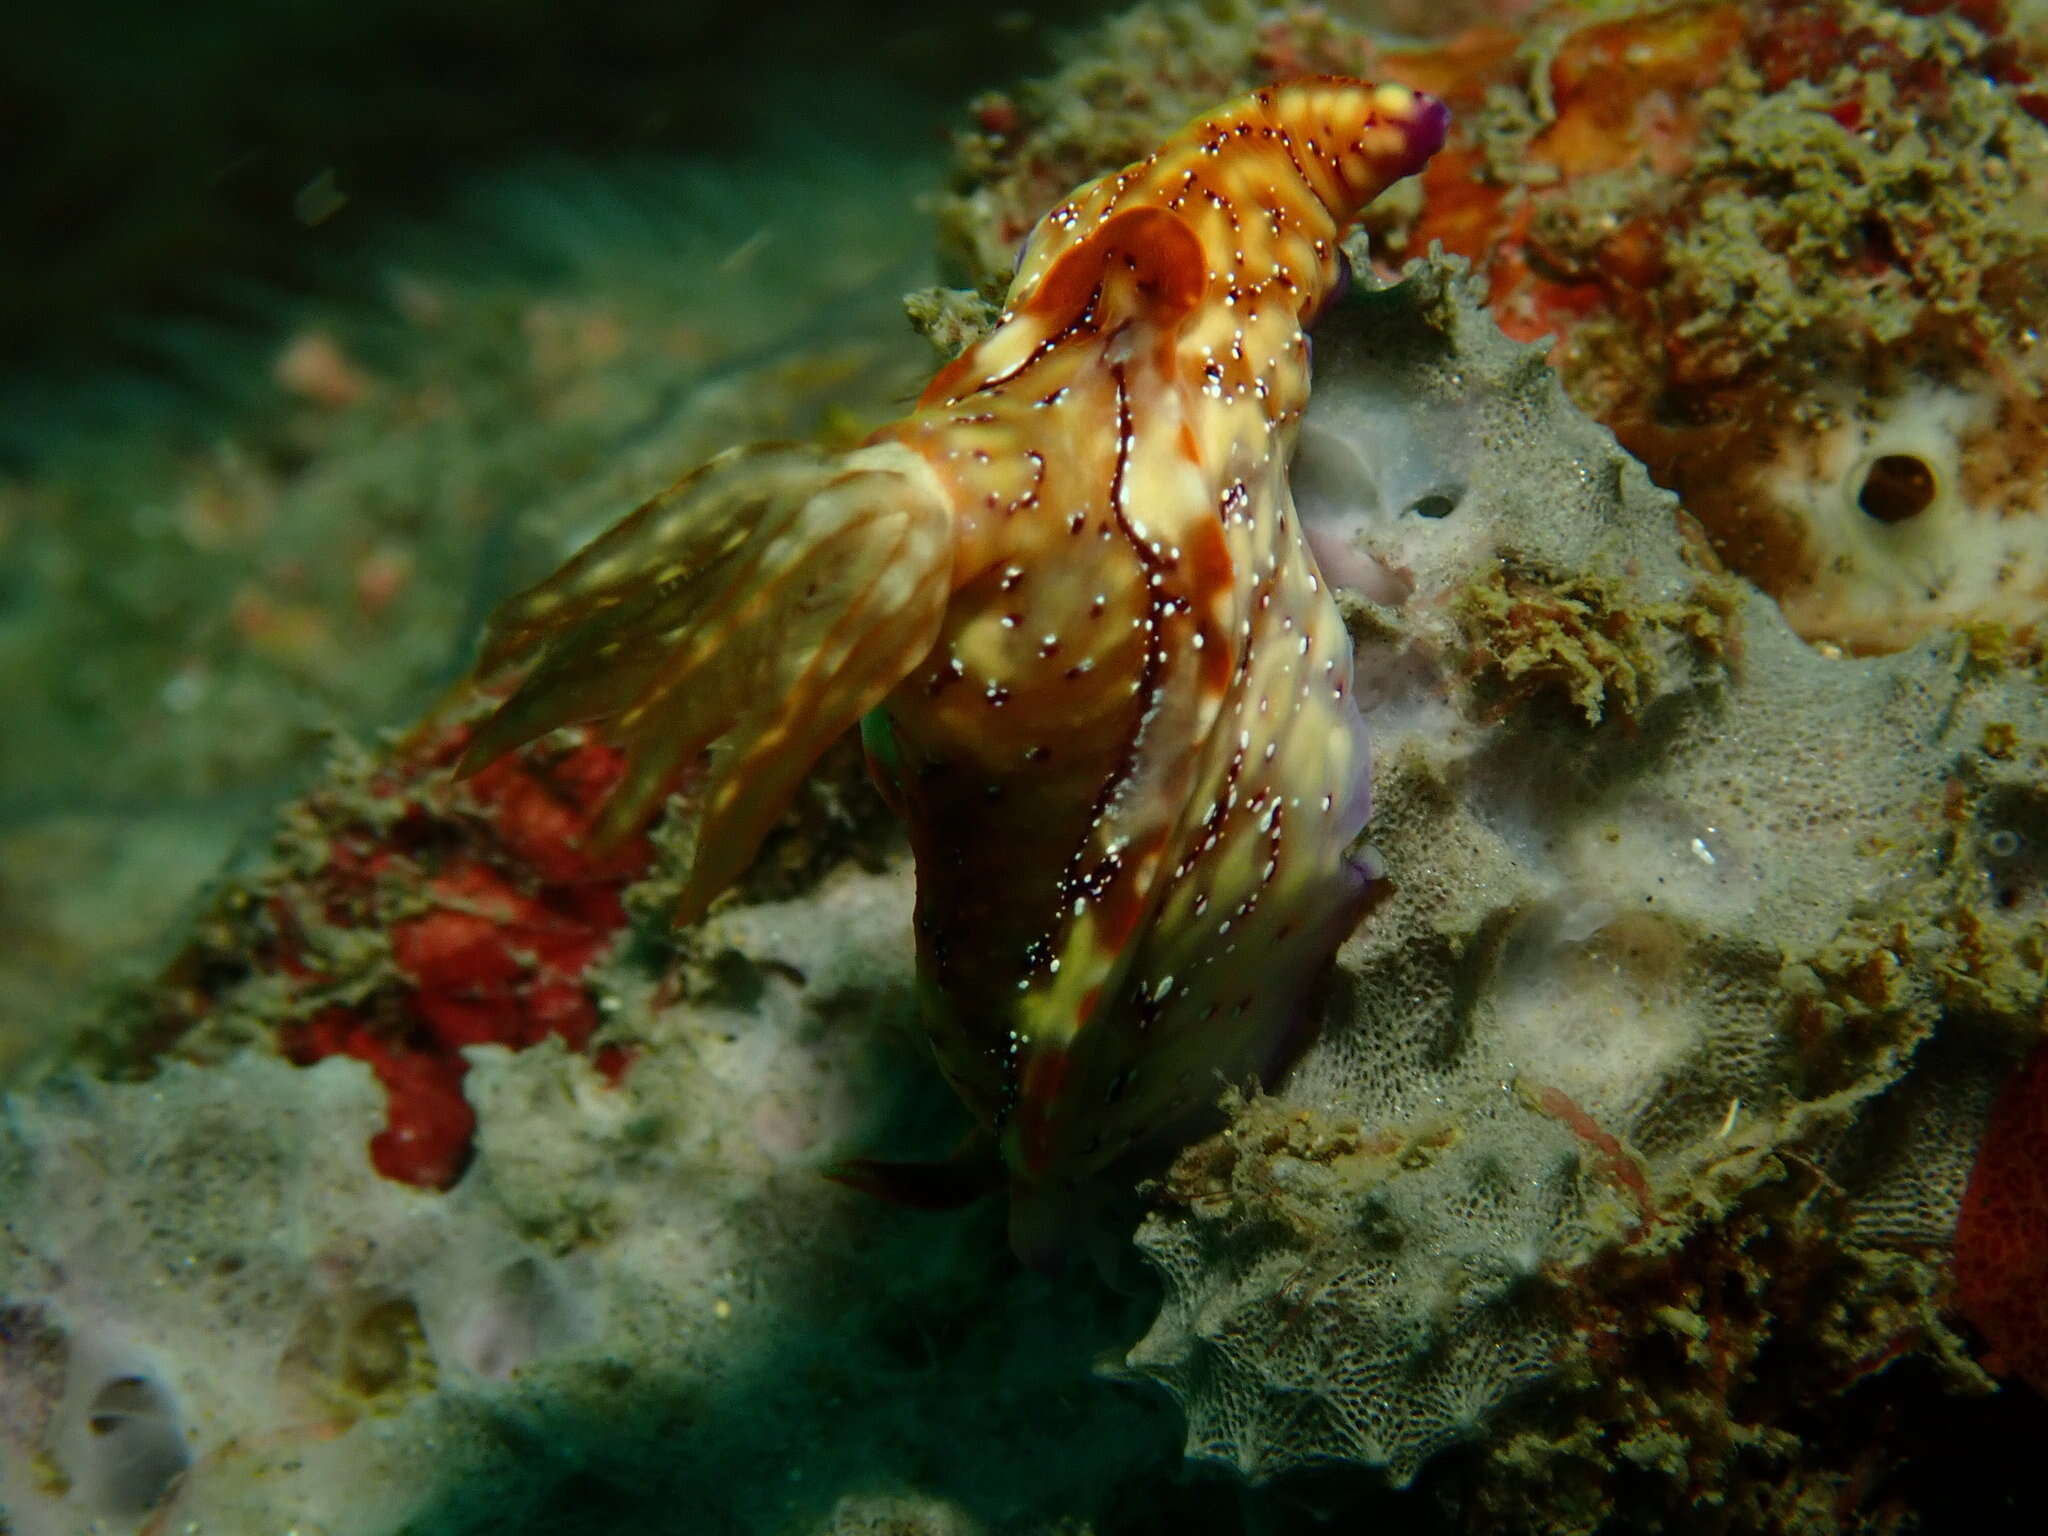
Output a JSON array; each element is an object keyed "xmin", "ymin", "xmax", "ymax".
[
  {"xmin": 146, "ymin": 720, "xmax": 650, "ymax": 1189},
  {"xmin": 138, "ymin": 706, "xmax": 904, "ymax": 1195},
  {"xmin": 945, "ymin": 0, "xmax": 2048, "ymax": 656}
]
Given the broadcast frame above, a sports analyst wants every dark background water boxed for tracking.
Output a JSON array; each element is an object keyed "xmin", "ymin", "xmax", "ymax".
[{"xmin": 1, "ymin": 0, "xmax": 1110, "ymax": 380}]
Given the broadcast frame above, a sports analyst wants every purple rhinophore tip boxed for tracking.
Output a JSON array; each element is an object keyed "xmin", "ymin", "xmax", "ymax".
[{"xmin": 1404, "ymin": 92, "xmax": 1452, "ymax": 176}]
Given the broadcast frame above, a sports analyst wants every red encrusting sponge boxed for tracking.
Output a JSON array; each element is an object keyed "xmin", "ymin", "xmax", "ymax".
[
  {"xmin": 272, "ymin": 723, "xmax": 648, "ymax": 1189},
  {"xmin": 1954, "ymin": 1039, "xmax": 2048, "ymax": 1392}
]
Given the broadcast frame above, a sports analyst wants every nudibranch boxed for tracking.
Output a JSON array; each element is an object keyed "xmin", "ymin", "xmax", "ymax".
[{"xmin": 461, "ymin": 78, "xmax": 1449, "ymax": 1252}]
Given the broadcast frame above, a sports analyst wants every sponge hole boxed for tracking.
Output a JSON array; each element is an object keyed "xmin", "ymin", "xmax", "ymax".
[
  {"xmin": 453, "ymin": 1256, "xmax": 581, "ymax": 1381},
  {"xmin": 1856, "ymin": 452, "xmax": 1938, "ymax": 524},
  {"xmin": 81, "ymin": 1372, "xmax": 189, "ymax": 1516},
  {"xmin": 1977, "ymin": 787, "xmax": 2048, "ymax": 912}
]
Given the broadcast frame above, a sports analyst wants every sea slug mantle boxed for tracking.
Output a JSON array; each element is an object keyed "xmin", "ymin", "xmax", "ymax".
[{"xmin": 460, "ymin": 78, "xmax": 1449, "ymax": 1252}]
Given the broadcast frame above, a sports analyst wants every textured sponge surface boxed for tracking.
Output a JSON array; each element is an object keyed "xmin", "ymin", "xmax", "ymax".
[{"xmin": 1125, "ymin": 255, "xmax": 2048, "ymax": 1485}]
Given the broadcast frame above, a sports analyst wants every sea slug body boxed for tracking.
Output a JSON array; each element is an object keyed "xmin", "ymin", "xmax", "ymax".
[{"xmin": 461, "ymin": 78, "xmax": 1450, "ymax": 1251}]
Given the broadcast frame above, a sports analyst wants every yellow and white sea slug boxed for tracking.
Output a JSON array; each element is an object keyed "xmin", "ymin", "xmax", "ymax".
[{"xmin": 460, "ymin": 78, "xmax": 1450, "ymax": 1256}]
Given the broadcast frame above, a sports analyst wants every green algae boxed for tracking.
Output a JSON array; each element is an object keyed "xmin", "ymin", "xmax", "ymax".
[
  {"xmin": 1453, "ymin": 563, "xmax": 1739, "ymax": 726},
  {"xmin": 1666, "ymin": 15, "xmax": 2048, "ymax": 383}
]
